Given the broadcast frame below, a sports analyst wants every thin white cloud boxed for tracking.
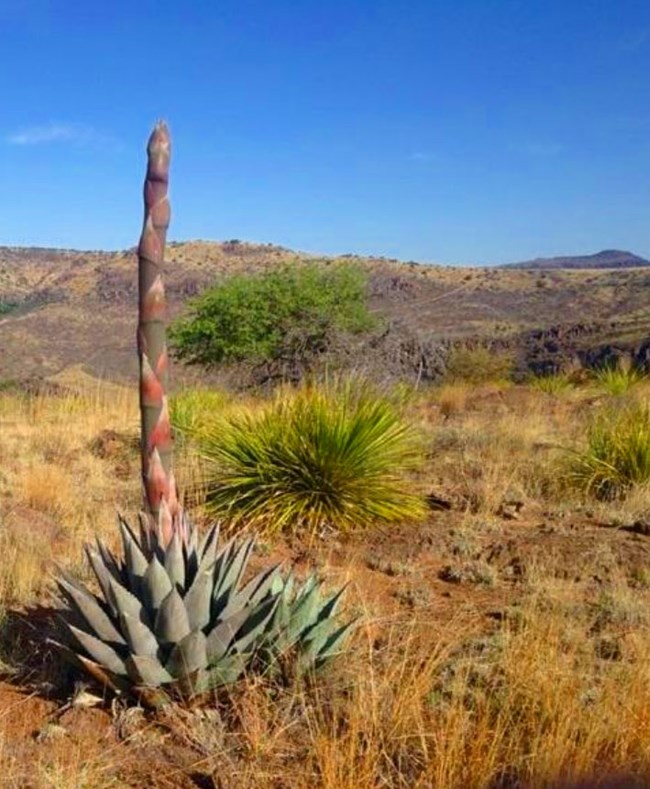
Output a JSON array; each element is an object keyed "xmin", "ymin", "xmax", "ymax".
[{"xmin": 6, "ymin": 122, "xmax": 118, "ymax": 148}]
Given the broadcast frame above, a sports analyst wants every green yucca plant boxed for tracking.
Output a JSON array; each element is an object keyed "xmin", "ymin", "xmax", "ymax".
[
  {"xmin": 54, "ymin": 516, "xmax": 352, "ymax": 707},
  {"xmin": 196, "ymin": 381, "xmax": 424, "ymax": 534},
  {"xmin": 593, "ymin": 364, "xmax": 645, "ymax": 397},
  {"xmin": 569, "ymin": 401, "xmax": 650, "ymax": 499}
]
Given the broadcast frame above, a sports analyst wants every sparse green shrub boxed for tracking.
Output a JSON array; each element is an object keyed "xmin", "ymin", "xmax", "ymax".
[
  {"xmin": 570, "ymin": 401, "xmax": 650, "ymax": 499},
  {"xmin": 197, "ymin": 380, "xmax": 424, "ymax": 533},
  {"xmin": 593, "ymin": 365, "xmax": 645, "ymax": 396},
  {"xmin": 529, "ymin": 372, "xmax": 574, "ymax": 395},
  {"xmin": 444, "ymin": 345, "xmax": 514, "ymax": 385},
  {"xmin": 169, "ymin": 262, "xmax": 378, "ymax": 375}
]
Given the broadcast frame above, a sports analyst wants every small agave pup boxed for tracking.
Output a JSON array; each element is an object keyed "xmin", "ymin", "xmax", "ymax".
[{"xmin": 53, "ymin": 121, "xmax": 354, "ymax": 706}]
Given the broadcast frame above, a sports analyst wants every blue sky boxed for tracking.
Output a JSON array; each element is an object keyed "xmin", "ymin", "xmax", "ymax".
[{"xmin": 1, "ymin": 0, "xmax": 649, "ymax": 265}]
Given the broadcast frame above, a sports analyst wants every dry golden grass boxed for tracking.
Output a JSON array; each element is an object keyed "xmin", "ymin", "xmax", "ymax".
[{"xmin": 0, "ymin": 379, "xmax": 649, "ymax": 787}]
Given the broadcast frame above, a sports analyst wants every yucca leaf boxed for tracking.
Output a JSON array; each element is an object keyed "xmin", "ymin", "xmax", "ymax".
[
  {"xmin": 155, "ymin": 588, "xmax": 191, "ymax": 644},
  {"xmin": 57, "ymin": 574, "xmax": 125, "ymax": 647},
  {"xmin": 165, "ymin": 630, "xmax": 208, "ymax": 678},
  {"xmin": 69, "ymin": 625, "xmax": 127, "ymax": 676}
]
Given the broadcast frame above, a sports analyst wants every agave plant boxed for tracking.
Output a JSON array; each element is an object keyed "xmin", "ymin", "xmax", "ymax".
[
  {"xmin": 259, "ymin": 573, "xmax": 355, "ymax": 681},
  {"xmin": 54, "ymin": 515, "xmax": 353, "ymax": 706}
]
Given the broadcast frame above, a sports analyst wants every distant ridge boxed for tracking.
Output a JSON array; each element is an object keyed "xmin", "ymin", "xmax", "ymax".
[{"xmin": 502, "ymin": 249, "xmax": 650, "ymax": 270}]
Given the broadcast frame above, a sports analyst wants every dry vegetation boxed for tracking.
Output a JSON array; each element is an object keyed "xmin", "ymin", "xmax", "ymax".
[{"xmin": 0, "ymin": 376, "xmax": 650, "ymax": 787}]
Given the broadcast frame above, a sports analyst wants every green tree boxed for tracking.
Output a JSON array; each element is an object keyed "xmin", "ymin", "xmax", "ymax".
[{"xmin": 169, "ymin": 261, "xmax": 378, "ymax": 375}]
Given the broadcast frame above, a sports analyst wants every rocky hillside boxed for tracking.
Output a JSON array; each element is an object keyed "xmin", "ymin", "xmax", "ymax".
[
  {"xmin": 1, "ymin": 241, "xmax": 649, "ymax": 386},
  {"xmin": 503, "ymin": 249, "xmax": 650, "ymax": 270}
]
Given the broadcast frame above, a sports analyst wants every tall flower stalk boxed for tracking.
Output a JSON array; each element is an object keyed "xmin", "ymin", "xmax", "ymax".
[{"xmin": 137, "ymin": 121, "xmax": 182, "ymax": 544}]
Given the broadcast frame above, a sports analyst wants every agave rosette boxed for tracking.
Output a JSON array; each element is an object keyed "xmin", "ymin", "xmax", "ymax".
[{"xmin": 54, "ymin": 514, "xmax": 353, "ymax": 705}]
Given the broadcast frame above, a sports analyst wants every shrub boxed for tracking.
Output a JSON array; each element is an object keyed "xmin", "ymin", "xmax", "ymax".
[
  {"xmin": 196, "ymin": 381, "xmax": 424, "ymax": 534},
  {"xmin": 169, "ymin": 262, "xmax": 378, "ymax": 377},
  {"xmin": 570, "ymin": 401, "xmax": 650, "ymax": 499},
  {"xmin": 444, "ymin": 345, "xmax": 514, "ymax": 385},
  {"xmin": 593, "ymin": 364, "xmax": 645, "ymax": 396}
]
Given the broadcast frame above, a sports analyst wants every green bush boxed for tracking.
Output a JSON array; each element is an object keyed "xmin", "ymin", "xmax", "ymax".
[
  {"xmin": 169, "ymin": 262, "xmax": 378, "ymax": 373},
  {"xmin": 196, "ymin": 381, "xmax": 424, "ymax": 534},
  {"xmin": 444, "ymin": 345, "xmax": 514, "ymax": 385},
  {"xmin": 570, "ymin": 401, "xmax": 650, "ymax": 499}
]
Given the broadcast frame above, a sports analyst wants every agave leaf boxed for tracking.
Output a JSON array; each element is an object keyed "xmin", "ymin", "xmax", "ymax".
[
  {"xmin": 241, "ymin": 564, "xmax": 282, "ymax": 606},
  {"xmin": 55, "ymin": 641, "xmax": 130, "ymax": 694},
  {"xmin": 165, "ymin": 630, "xmax": 208, "ymax": 679},
  {"xmin": 97, "ymin": 541, "xmax": 125, "ymax": 584},
  {"xmin": 143, "ymin": 555, "xmax": 173, "ymax": 615},
  {"xmin": 119, "ymin": 516, "xmax": 148, "ymax": 594},
  {"xmin": 205, "ymin": 607, "xmax": 252, "ymax": 663},
  {"xmin": 69, "ymin": 625, "xmax": 127, "ymax": 676},
  {"xmin": 107, "ymin": 575, "xmax": 152, "ymax": 628},
  {"xmin": 57, "ymin": 574, "xmax": 125, "ymax": 646},
  {"xmin": 138, "ymin": 511, "xmax": 153, "ymax": 556},
  {"xmin": 232, "ymin": 595, "xmax": 279, "ymax": 656},
  {"xmin": 85, "ymin": 547, "xmax": 118, "ymax": 614},
  {"xmin": 316, "ymin": 584, "xmax": 348, "ymax": 625},
  {"xmin": 183, "ymin": 559, "xmax": 216, "ymax": 631},
  {"xmin": 198, "ymin": 521, "xmax": 220, "ymax": 564},
  {"xmin": 164, "ymin": 531, "xmax": 185, "ymax": 592},
  {"xmin": 120, "ymin": 612, "xmax": 160, "ymax": 657},
  {"xmin": 125, "ymin": 654, "xmax": 174, "ymax": 687},
  {"xmin": 299, "ymin": 617, "xmax": 341, "ymax": 661},
  {"xmin": 284, "ymin": 582, "xmax": 322, "ymax": 646},
  {"xmin": 314, "ymin": 620, "xmax": 357, "ymax": 666},
  {"xmin": 214, "ymin": 538, "xmax": 253, "ymax": 601},
  {"xmin": 155, "ymin": 588, "xmax": 191, "ymax": 644},
  {"xmin": 204, "ymin": 653, "xmax": 248, "ymax": 688}
]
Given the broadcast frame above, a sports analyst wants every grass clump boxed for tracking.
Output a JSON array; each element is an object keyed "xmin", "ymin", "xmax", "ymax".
[
  {"xmin": 593, "ymin": 364, "xmax": 645, "ymax": 396},
  {"xmin": 169, "ymin": 387, "xmax": 233, "ymax": 438},
  {"xmin": 570, "ymin": 401, "xmax": 650, "ymax": 499},
  {"xmin": 197, "ymin": 381, "xmax": 424, "ymax": 534},
  {"xmin": 529, "ymin": 372, "xmax": 573, "ymax": 395}
]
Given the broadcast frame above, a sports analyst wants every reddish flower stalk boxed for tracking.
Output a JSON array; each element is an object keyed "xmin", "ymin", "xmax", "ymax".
[{"xmin": 137, "ymin": 121, "xmax": 181, "ymax": 542}]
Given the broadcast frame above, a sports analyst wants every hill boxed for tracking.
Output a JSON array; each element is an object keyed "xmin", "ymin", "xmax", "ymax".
[
  {"xmin": 1, "ymin": 240, "xmax": 649, "ymax": 385},
  {"xmin": 502, "ymin": 249, "xmax": 650, "ymax": 270}
]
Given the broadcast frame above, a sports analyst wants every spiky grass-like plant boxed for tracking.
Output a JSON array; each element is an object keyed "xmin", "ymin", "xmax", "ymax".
[
  {"xmin": 593, "ymin": 365, "xmax": 646, "ymax": 397},
  {"xmin": 570, "ymin": 401, "xmax": 650, "ymax": 499},
  {"xmin": 197, "ymin": 381, "xmax": 424, "ymax": 534},
  {"xmin": 54, "ymin": 516, "xmax": 353, "ymax": 707},
  {"xmin": 529, "ymin": 372, "xmax": 573, "ymax": 395}
]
